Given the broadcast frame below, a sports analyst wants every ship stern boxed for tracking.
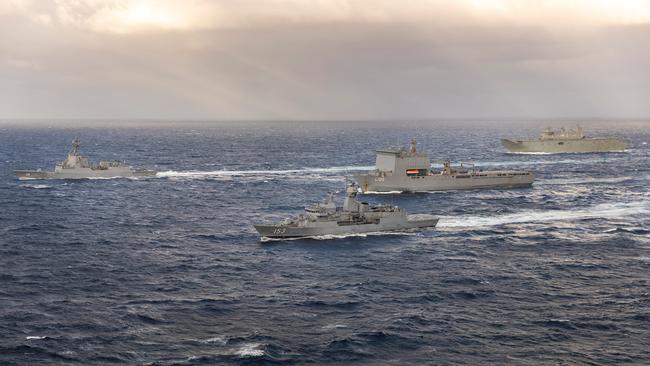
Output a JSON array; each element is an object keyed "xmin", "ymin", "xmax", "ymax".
[
  {"xmin": 406, "ymin": 215, "xmax": 439, "ymax": 229},
  {"xmin": 15, "ymin": 170, "xmax": 50, "ymax": 180},
  {"xmin": 353, "ymin": 173, "xmax": 374, "ymax": 193},
  {"xmin": 132, "ymin": 169, "xmax": 158, "ymax": 177}
]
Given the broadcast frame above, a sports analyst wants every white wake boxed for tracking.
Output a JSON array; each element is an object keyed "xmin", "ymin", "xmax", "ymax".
[
  {"xmin": 536, "ymin": 176, "xmax": 638, "ymax": 186},
  {"xmin": 260, "ymin": 231, "xmax": 419, "ymax": 242},
  {"xmin": 438, "ymin": 201, "xmax": 649, "ymax": 229},
  {"xmin": 157, "ymin": 165, "xmax": 374, "ymax": 179}
]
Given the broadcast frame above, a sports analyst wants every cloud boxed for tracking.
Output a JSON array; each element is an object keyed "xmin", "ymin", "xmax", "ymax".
[
  {"xmin": 1, "ymin": 1, "xmax": 650, "ymax": 119},
  {"xmin": 3, "ymin": 0, "xmax": 650, "ymax": 34}
]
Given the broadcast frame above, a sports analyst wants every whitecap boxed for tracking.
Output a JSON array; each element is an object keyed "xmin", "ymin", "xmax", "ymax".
[
  {"xmin": 22, "ymin": 184, "xmax": 51, "ymax": 189},
  {"xmin": 235, "ymin": 343, "xmax": 265, "ymax": 357},
  {"xmin": 201, "ymin": 336, "xmax": 227, "ymax": 345},
  {"xmin": 322, "ymin": 324, "xmax": 348, "ymax": 329}
]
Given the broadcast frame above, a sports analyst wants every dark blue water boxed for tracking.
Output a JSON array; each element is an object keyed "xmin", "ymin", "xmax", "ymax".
[{"xmin": 1, "ymin": 120, "xmax": 649, "ymax": 365}]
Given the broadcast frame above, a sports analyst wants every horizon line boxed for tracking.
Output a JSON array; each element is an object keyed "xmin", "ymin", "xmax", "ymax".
[{"xmin": 2, "ymin": 117, "xmax": 650, "ymax": 123}]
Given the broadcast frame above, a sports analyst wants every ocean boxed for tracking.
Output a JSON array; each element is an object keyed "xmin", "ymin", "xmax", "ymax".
[{"xmin": 1, "ymin": 120, "xmax": 649, "ymax": 365}]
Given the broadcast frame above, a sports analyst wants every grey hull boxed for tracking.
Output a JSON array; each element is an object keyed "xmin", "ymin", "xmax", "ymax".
[
  {"xmin": 15, "ymin": 168, "xmax": 157, "ymax": 180},
  {"xmin": 355, "ymin": 173, "xmax": 534, "ymax": 193},
  {"xmin": 501, "ymin": 138, "xmax": 625, "ymax": 154},
  {"xmin": 254, "ymin": 217, "xmax": 438, "ymax": 239}
]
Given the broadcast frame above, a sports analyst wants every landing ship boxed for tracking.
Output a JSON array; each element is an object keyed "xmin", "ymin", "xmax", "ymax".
[{"xmin": 354, "ymin": 140, "xmax": 534, "ymax": 193}]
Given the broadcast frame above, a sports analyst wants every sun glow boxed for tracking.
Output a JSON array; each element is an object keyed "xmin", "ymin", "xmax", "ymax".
[
  {"xmin": 88, "ymin": 1, "xmax": 195, "ymax": 33},
  {"xmin": 121, "ymin": 4, "xmax": 180, "ymax": 28},
  {"xmin": 468, "ymin": 0, "xmax": 509, "ymax": 13},
  {"xmin": 4, "ymin": 0, "xmax": 650, "ymax": 34}
]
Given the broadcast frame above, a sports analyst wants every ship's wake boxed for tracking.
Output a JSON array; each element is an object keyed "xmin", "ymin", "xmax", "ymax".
[
  {"xmin": 503, "ymin": 152, "xmax": 554, "ymax": 155},
  {"xmin": 535, "ymin": 176, "xmax": 640, "ymax": 186},
  {"xmin": 437, "ymin": 201, "xmax": 649, "ymax": 229},
  {"xmin": 459, "ymin": 156, "xmax": 625, "ymax": 168},
  {"xmin": 504, "ymin": 150, "xmax": 627, "ymax": 155},
  {"xmin": 260, "ymin": 231, "xmax": 419, "ymax": 242},
  {"xmin": 157, "ymin": 165, "xmax": 374, "ymax": 180}
]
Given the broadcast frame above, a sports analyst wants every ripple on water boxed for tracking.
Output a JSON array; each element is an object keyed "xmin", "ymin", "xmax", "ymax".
[{"xmin": 2, "ymin": 122, "xmax": 649, "ymax": 365}]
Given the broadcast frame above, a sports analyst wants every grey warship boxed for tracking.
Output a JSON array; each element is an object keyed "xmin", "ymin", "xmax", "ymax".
[
  {"xmin": 254, "ymin": 183, "xmax": 438, "ymax": 239},
  {"xmin": 501, "ymin": 125, "xmax": 625, "ymax": 153},
  {"xmin": 354, "ymin": 140, "xmax": 534, "ymax": 193},
  {"xmin": 15, "ymin": 137, "xmax": 157, "ymax": 180}
]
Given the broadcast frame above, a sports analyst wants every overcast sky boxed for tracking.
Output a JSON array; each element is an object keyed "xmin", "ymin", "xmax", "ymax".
[{"xmin": 1, "ymin": 0, "xmax": 650, "ymax": 120}]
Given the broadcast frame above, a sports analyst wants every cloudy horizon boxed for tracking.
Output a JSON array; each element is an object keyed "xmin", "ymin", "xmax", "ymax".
[{"xmin": 2, "ymin": 0, "xmax": 650, "ymax": 120}]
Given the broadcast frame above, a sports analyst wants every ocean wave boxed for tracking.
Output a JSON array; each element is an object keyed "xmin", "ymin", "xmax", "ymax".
[
  {"xmin": 25, "ymin": 336, "xmax": 48, "ymax": 340},
  {"xmin": 21, "ymin": 184, "xmax": 52, "ymax": 189},
  {"xmin": 602, "ymin": 227, "xmax": 649, "ymax": 235},
  {"xmin": 322, "ymin": 324, "xmax": 348, "ymax": 330},
  {"xmin": 201, "ymin": 336, "xmax": 227, "ymax": 345},
  {"xmin": 438, "ymin": 201, "xmax": 650, "ymax": 229}
]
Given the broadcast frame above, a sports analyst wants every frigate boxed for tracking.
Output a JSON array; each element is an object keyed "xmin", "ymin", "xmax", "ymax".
[
  {"xmin": 15, "ymin": 137, "xmax": 157, "ymax": 180},
  {"xmin": 501, "ymin": 125, "xmax": 625, "ymax": 153},
  {"xmin": 254, "ymin": 183, "xmax": 438, "ymax": 239},
  {"xmin": 354, "ymin": 140, "xmax": 534, "ymax": 193}
]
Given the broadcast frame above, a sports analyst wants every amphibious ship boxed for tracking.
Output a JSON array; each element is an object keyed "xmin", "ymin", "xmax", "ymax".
[
  {"xmin": 254, "ymin": 183, "xmax": 438, "ymax": 239},
  {"xmin": 354, "ymin": 140, "xmax": 534, "ymax": 193},
  {"xmin": 15, "ymin": 137, "xmax": 157, "ymax": 180},
  {"xmin": 501, "ymin": 125, "xmax": 625, "ymax": 154}
]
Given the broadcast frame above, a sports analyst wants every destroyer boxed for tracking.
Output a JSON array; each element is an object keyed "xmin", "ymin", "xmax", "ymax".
[
  {"xmin": 254, "ymin": 183, "xmax": 438, "ymax": 239},
  {"xmin": 15, "ymin": 137, "xmax": 157, "ymax": 180},
  {"xmin": 501, "ymin": 125, "xmax": 625, "ymax": 153},
  {"xmin": 354, "ymin": 140, "xmax": 534, "ymax": 193}
]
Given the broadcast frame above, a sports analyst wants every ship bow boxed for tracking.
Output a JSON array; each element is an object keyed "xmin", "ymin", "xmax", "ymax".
[{"xmin": 501, "ymin": 139, "xmax": 524, "ymax": 152}]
